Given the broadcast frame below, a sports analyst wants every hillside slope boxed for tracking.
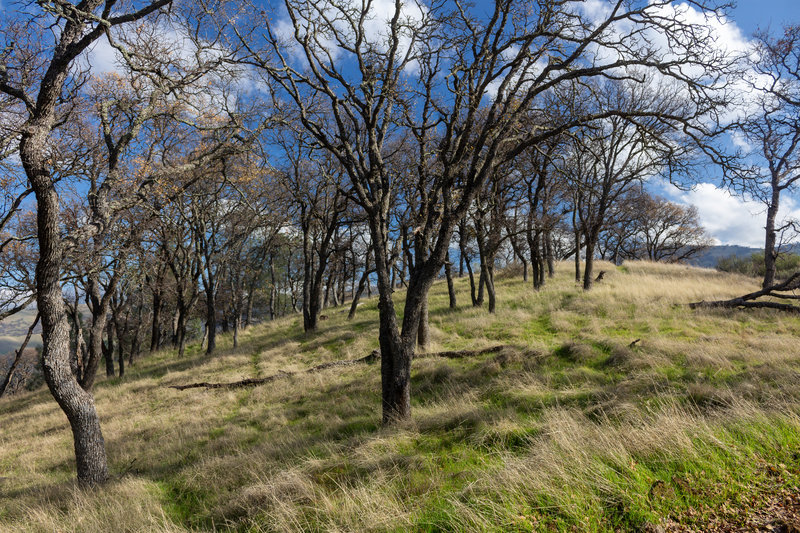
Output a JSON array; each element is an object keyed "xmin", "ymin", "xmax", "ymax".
[{"xmin": 2, "ymin": 261, "xmax": 800, "ymax": 532}]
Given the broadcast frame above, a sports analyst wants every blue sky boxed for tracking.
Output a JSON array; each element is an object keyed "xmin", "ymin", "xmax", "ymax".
[
  {"xmin": 656, "ymin": 1, "xmax": 800, "ymax": 248},
  {"xmin": 3, "ymin": 0, "xmax": 797, "ymax": 249},
  {"xmin": 731, "ymin": 0, "xmax": 799, "ymax": 34}
]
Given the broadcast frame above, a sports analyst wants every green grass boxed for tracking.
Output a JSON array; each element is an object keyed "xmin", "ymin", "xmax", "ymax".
[{"xmin": 1, "ymin": 260, "xmax": 800, "ymax": 532}]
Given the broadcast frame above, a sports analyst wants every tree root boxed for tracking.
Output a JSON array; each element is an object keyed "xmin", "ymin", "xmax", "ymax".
[
  {"xmin": 167, "ymin": 345, "xmax": 510, "ymax": 391},
  {"xmin": 689, "ymin": 272, "xmax": 800, "ymax": 313}
]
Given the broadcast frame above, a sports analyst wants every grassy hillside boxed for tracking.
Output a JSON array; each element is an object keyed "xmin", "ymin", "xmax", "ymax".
[
  {"xmin": 2, "ymin": 261, "xmax": 800, "ymax": 532},
  {"xmin": 0, "ymin": 305, "xmax": 42, "ymax": 356}
]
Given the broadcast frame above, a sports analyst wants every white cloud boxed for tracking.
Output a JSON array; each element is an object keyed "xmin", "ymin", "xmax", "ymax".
[
  {"xmin": 83, "ymin": 38, "xmax": 124, "ymax": 75},
  {"xmin": 661, "ymin": 182, "xmax": 800, "ymax": 247}
]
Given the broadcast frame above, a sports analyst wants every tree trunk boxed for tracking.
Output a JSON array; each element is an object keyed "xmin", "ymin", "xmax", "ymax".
[
  {"xmin": 375, "ymin": 261, "xmax": 411, "ymax": 423},
  {"xmin": 583, "ymin": 234, "xmax": 597, "ymax": 290},
  {"xmin": 103, "ymin": 321, "xmax": 115, "ymax": 378},
  {"xmin": 574, "ymin": 229, "xmax": 582, "ymax": 283},
  {"xmin": 486, "ymin": 264, "xmax": 497, "ymax": 313},
  {"xmin": 171, "ymin": 308, "xmax": 180, "ymax": 347},
  {"xmin": 475, "ymin": 216, "xmax": 488, "ymax": 307},
  {"xmin": 114, "ymin": 307, "xmax": 127, "ymax": 378},
  {"xmin": 178, "ymin": 326, "xmax": 187, "ymax": 358},
  {"xmin": 24, "ymin": 132, "xmax": 109, "ymax": 484},
  {"xmin": 150, "ymin": 289, "xmax": 161, "ymax": 353},
  {"xmin": 330, "ymin": 270, "xmax": 340, "ymax": 307},
  {"xmin": 417, "ymin": 294, "xmax": 430, "ymax": 350},
  {"xmin": 205, "ymin": 289, "xmax": 217, "ymax": 355},
  {"xmin": 529, "ymin": 228, "xmax": 543, "ymax": 291},
  {"xmin": 537, "ymin": 235, "xmax": 547, "ymax": 288},
  {"xmin": 465, "ymin": 257, "xmax": 478, "ymax": 306},
  {"xmin": 763, "ymin": 187, "xmax": 780, "ymax": 288},
  {"xmin": 444, "ymin": 251, "xmax": 457, "ymax": 309},
  {"xmin": 117, "ymin": 335, "xmax": 125, "ymax": 379},
  {"xmin": 366, "ymin": 218, "xmax": 415, "ymax": 423},
  {"xmin": 476, "ymin": 266, "xmax": 486, "ymax": 307},
  {"xmin": 306, "ymin": 273, "xmax": 324, "ymax": 332}
]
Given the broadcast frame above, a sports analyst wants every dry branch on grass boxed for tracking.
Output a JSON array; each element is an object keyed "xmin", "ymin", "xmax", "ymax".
[
  {"xmin": 419, "ymin": 345, "xmax": 509, "ymax": 359},
  {"xmin": 689, "ymin": 272, "xmax": 800, "ymax": 313},
  {"xmin": 168, "ymin": 345, "xmax": 512, "ymax": 391}
]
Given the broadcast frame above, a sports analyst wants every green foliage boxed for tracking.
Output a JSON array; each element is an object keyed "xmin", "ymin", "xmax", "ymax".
[{"xmin": 717, "ymin": 251, "xmax": 800, "ymax": 280}]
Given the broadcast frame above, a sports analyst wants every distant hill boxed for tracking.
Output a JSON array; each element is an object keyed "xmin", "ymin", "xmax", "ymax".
[
  {"xmin": 0, "ymin": 306, "xmax": 42, "ymax": 356},
  {"xmin": 688, "ymin": 244, "xmax": 800, "ymax": 269},
  {"xmin": 687, "ymin": 245, "xmax": 762, "ymax": 268}
]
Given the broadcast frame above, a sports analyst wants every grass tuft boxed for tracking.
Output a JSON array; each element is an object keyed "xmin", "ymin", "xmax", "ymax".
[{"xmin": 2, "ymin": 261, "xmax": 800, "ymax": 531}]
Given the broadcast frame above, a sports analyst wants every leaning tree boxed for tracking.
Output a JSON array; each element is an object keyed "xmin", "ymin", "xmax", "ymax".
[{"xmin": 0, "ymin": 0, "xmax": 249, "ymax": 483}]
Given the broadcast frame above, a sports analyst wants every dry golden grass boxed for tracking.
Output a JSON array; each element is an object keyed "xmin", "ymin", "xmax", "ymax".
[{"xmin": 2, "ymin": 261, "xmax": 800, "ymax": 532}]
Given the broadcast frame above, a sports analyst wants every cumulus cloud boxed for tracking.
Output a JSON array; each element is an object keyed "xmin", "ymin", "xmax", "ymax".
[
  {"xmin": 660, "ymin": 182, "xmax": 800, "ymax": 247},
  {"xmin": 83, "ymin": 38, "xmax": 125, "ymax": 75}
]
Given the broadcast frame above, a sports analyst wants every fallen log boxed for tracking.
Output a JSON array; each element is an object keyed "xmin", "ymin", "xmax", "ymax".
[
  {"xmin": 168, "ymin": 345, "xmax": 510, "ymax": 391},
  {"xmin": 421, "ymin": 345, "xmax": 508, "ymax": 359},
  {"xmin": 689, "ymin": 272, "xmax": 800, "ymax": 314},
  {"xmin": 168, "ymin": 351, "xmax": 380, "ymax": 391}
]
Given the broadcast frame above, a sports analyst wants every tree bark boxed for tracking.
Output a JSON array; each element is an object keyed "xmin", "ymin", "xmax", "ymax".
[
  {"xmin": 486, "ymin": 264, "xmax": 497, "ymax": 313},
  {"xmin": 149, "ymin": 287, "xmax": 162, "ymax": 353},
  {"xmin": 763, "ymin": 187, "xmax": 780, "ymax": 288},
  {"xmin": 103, "ymin": 321, "xmax": 115, "ymax": 378},
  {"xmin": 205, "ymin": 288, "xmax": 217, "ymax": 355},
  {"xmin": 417, "ymin": 294, "xmax": 430, "ymax": 350},
  {"xmin": 444, "ymin": 251, "xmax": 457, "ymax": 309},
  {"xmin": 583, "ymin": 233, "xmax": 598, "ymax": 290},
  {"xmin": 461, "ymin": 235, "xmax": 478, "ymax": 306},
  {"xmin": 23, "ymin": 125, "xmax": 109, "ymax": 484}
]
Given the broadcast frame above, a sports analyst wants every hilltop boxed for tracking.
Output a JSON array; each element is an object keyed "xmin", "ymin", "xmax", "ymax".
[{"xmin": 1, "ymin": 261, "xmax": 800, "ymax": 532}]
